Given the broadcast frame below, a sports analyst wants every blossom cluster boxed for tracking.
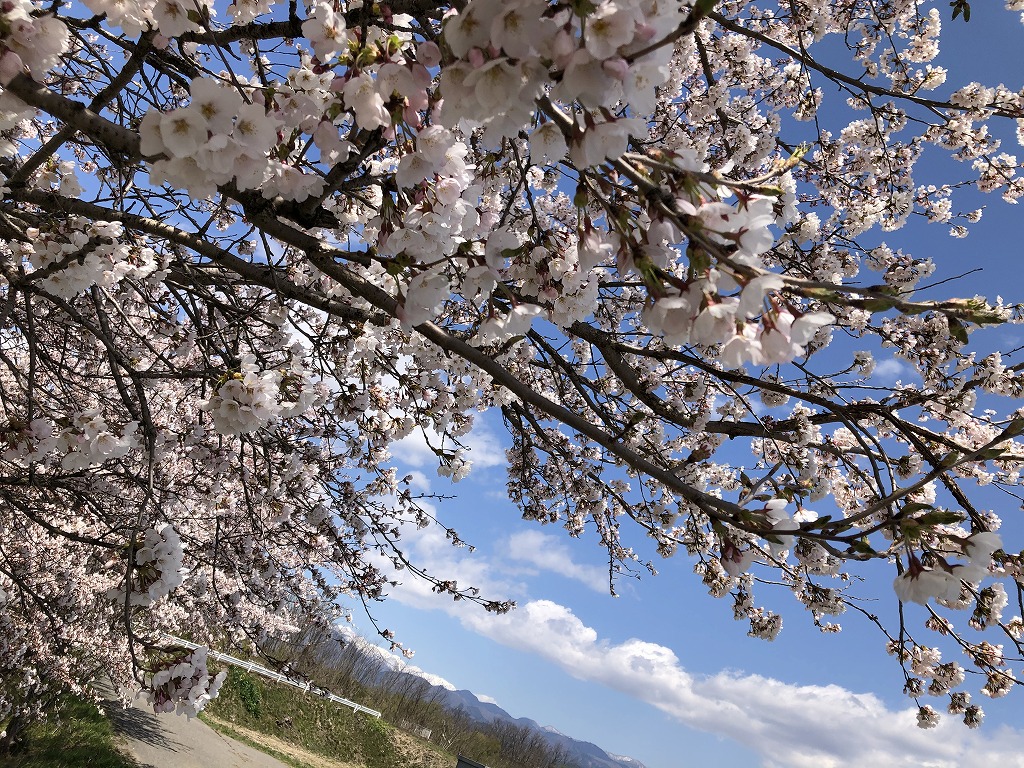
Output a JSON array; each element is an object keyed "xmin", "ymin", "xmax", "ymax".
[
  {"xmin": 719, "ymin": 499, "xmax": 818, "ymax": 577},
  {"xmin": 439, "ymin": 0, "xmax": 683, "ymax": 145},
  {"xmin": 416, "ymin": 0, "xmax": 832, "ymax": 351},
  {"xmin": 107, "ymin": 523, "xmax": 186, "ymax": 607},
  {"xmin": 0, "ymin": 0, "xmax": 68, "ymax": 85},
  {"xmin": 893, "ymin": 640, "xmax": 987, "ymax": 728},
  {"xmin": 142, "ymin": 647, "xmax": 227, "ymax": 717},
  {"xmin": 643, "ymin": 259, "xmax": 835, "ymax": 368},
  {"xmin": 139, "ymin": 78, "xmax": 303, "ymax": 200},
  {"xmin": 57, "ymin": 410, "xmax": 140, "ymax": 471},
  {"xmin": 893, "ymin": 532, "xmax": 1003, "ymax": 606},
  {"xmin": 16, "ymin": 219, "xmax": 159, "ymax": 299},
  {"xmin": 201, "ymin": 359, "xmax": 284, "ymax": 437},
  {"xmin": 200, "ymin": 354, "xmax": 325, "ymax": 437},
  {"xmin": 78, "ymin": 0, "xmax": 214, "ymax": 38},
  {"xmin": 0, "ymin": 411, "xmax": 140, "ymax": 471}
]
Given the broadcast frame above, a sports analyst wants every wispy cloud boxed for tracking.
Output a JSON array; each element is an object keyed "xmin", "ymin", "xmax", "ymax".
[
  {"xmin": 871, "ymin": 358, "xmax": 915, "ymax": 386},
  {"xmin": 506, "ymin": 530, "xmax": 610, "ymax": 593},
  {"xmin": 376, "ymin": 513, "xmax": 526, "ymax": 608},
  {"xmin": 390, "ymin": 420, "xmax": 506, "ymax": 472},
  {"xmin": 390, "ymin": 429, "xmax": 443, "ymax": 468},
  {"xmin": 463, "ymin": 425, "xmax": 506, "ymax": 469},
  {"xmin": 404, "ymin": 469, "xmax": 432, "ymax": 493}
]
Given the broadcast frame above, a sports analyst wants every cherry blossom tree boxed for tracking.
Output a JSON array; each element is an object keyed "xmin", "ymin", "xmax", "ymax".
[{"xmin": 0, "ymin": 0, "xmax": 1022, "ymax": 747}]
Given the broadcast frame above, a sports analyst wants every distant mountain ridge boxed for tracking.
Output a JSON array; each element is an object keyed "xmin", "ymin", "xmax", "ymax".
[
  {"xmin": 329, "ymin": 627, "xmax": 645, "ymax": 768},
  {"xmin": 413, "ymin": 682, "xmax": 646, "ymax": 768}
]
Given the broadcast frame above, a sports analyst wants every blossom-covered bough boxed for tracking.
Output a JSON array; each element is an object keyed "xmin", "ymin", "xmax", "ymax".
[{"xmin": 0, "ymin": 0, "xmax": 1022, "ymax": 745}]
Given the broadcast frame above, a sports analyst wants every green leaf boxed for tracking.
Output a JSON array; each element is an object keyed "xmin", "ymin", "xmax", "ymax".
[
  {"xmin": 847, "ymin": 538, "xmax": 877, "ymax": 557},
  {"xmin": 901, "ymin": 502, "xmax": 933, "ymax": 516},
  {"xmin": 916, "ymin": 509, "xmax": 967, "ymax": 526},
  {"xmin": 950, "ymin": 0, "xmax": 971, "ymax": 22},
  {"xmin": 947, "ymin": 317, "xmax": 969, "ymax": 345}
]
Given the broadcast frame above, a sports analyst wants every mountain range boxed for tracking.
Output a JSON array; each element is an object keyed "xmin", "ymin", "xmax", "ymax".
[
  {"xmin": 407, "ymin": 677, "xmax": 646, "ymax": 768},
  {"xmin": 330, "ymin": 626, "xmax": 645, "ymax": 768}
]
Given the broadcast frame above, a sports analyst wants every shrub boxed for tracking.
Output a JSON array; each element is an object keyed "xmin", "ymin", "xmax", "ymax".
[
  {"xmin": 225, "ymin": 669, "xmax": 262, "ymax": 719},
  {"xmin": 360, "ymin": 715, "xmax": 397, "ymax": 768}
]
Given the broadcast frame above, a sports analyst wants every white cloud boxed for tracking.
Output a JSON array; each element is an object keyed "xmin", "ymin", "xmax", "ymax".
[
  {"xmin": 477, "ymin": 694, "xmax": 499, "ymax": 705},
  {"xmin": 390, "ymin": 419, "xmax": 506, "ymax": 472},
  {"xmin": 390, "ymin": 429, "xmax": 438, "ymax": 468},
  {"xmin": 404, "ymin": 469, "xmax": 432, "ymax": 493},
  {"xmin": 463, "ymin": 424, "xmax": 505, "ymax": 469},
  {"xmin": 463, "ymin": 600, "xmax": 1024, "ymax": 768},
  {"xmin": 506, "ymin": 530, "xmax": 610, "ymax": 593},
  {"xmin": 871, "ymin": 358, "xmax": 914, "ymax": 385},
  {"xmin": 377, "ymin": 525, "xmax": 1024, "ymax": 768},
  {"xmin": 375, "ymin": 512, "xmax": 526, "ymax": 611}
]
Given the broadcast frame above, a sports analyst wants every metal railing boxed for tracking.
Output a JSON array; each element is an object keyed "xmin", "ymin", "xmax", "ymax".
[{"xmin": 161, "ymin": 633, "xmax": 382, "ymax": 718}]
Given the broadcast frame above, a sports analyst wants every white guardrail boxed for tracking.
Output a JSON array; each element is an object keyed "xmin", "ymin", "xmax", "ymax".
[{"xmin": 161, "ymin": 633, "xmax": 382, "ymax": 718}]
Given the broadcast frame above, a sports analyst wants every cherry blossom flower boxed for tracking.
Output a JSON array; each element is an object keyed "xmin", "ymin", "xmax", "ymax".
[
  {"xmin": 302, "ymin": 2, "xmax": 348, "ymax": 62},
  {"xmin": 583, "ymin": 2, "xmax": 636, "ymax": 60},
  {"xmin": 343, "ymin": 74, "xmax": 390, "ymax": 130},
  {"xmin": 530, "ymin": 122, "xmax": 568, "ymax": 165},
  {"xmin": 189, "ymin": 77, "xmax": 241, "ymax": 134},
  {"xmin": 153, "ymin": 0, "xmax": 205, "ymax": 38},
  {"xmin": 159, "ymin": 106, "xmax": 208, "ymax": 158},
  {"xmin": 895, "ymin": 567, "xmax": 964, "ymax": 605}
]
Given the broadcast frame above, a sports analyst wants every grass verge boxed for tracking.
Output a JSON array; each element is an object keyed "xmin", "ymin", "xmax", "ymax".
[
  {"xmin": 4, "ymin": 696, "xmax": 141, "ymax": 768},
  {"xmin": 203, "ymin": 667, "xmax": 403, "ymax": 768}
]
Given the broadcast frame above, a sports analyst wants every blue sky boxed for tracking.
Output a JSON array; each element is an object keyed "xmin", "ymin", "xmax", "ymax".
[
  {"xmin": 337, "ymin": 7, "xmax": 1024, "ymax": 767},
  {"xmin": 357, "ymin": 402, "xmax": 1024, "ymax": 768}
]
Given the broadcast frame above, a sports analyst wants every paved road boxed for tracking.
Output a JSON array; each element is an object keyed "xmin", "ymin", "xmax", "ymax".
[{"xmin": 102, "ymin": 694, "xmax": 288, "ymax": 768}]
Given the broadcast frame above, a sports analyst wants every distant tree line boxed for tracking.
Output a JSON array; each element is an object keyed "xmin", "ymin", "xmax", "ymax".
[{"xmin": 265, "ymin": 626, "xmax": 578, "ymax": 768}]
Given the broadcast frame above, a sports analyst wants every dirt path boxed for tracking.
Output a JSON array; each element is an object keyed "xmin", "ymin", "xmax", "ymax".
[
  {"xmin": 101, "ymin": 688, "xmax": 450, "ymax": 768},
  {"xmin": 202, "ymin": 716, "xmax": 365, "ymax": 768},
  {"xmin": 102, "ymin": 694, "xmax": 290, "ymax": 768}
]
